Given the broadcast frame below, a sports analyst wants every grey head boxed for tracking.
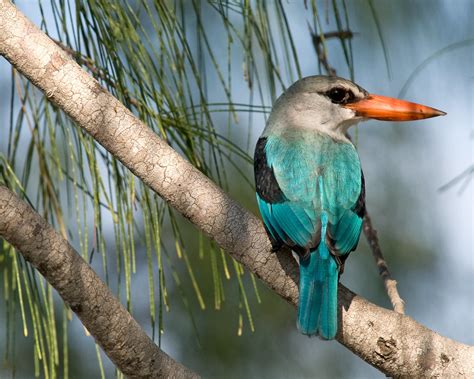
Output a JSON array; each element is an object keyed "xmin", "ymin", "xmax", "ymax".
[{"xmin": 262, "ymin": 75, "xmax": 369, "ymax": 141}]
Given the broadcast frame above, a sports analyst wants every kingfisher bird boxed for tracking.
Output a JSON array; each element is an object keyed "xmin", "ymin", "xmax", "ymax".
[{"xmin": 254, "ymin": 76, "xmax": 445, "ymax": 339}]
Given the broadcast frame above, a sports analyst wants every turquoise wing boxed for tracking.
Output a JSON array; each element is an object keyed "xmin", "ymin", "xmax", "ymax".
[
  {"xmin": 326, "ymin": 174, "xmax": 365, "ymax": 255},
  {"xmin": 256, "ymin": 193, "xmax": 319, "ymax": 249}
]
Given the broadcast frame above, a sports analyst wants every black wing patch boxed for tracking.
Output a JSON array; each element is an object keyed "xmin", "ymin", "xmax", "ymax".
[
  {"xmin": 353, "ymin": 170, "xmax": 366, "ymax": 218},
  {"xmin": 254, "ymin": 137, "xmax": 285, "ymax": 204}
]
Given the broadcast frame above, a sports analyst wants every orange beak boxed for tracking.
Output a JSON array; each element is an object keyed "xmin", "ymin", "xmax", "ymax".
[{"xmin": 343, "ymin": 94, "xmax": 446, "ymax": 121}]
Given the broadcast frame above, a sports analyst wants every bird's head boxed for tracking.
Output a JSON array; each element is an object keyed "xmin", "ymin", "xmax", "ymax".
[{"xmin": 264, "ymin": 75, "xmax": 445, "ymax": 141}]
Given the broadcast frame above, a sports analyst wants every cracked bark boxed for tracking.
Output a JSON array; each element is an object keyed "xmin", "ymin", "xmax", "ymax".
[
  {"xmin": 0, "ymin": 187, "xmax": 198, "ymax": 379},
  {"xmin": 0, "ymin": 1, "xmax": 472, "ymax": 377}
]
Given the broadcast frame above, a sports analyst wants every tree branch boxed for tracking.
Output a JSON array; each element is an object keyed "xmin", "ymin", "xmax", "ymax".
[
  {"xmin": 0, "ymin": 1, "xmax": 472, "ymax": 377},
  {"xmin": 0, "ymin": 186, "xmax": 198, "ymax": 379}
]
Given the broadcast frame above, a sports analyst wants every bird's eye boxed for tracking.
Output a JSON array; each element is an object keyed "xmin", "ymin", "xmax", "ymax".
[{"xmin": 327, "ymin": 88, "xmax": 354, "ymax": 104}]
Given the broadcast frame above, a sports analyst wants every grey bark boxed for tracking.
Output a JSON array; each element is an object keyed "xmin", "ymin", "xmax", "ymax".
[
  {"xmin": 0, "ymin": 187, "xmax": 198, "ymax": 379},
  {"xmin": 0, "ymin": 0, "xmax": 472, "ymax": 377}
]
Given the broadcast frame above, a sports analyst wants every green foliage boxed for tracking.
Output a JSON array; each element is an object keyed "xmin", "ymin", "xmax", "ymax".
[{"xmin": 0, "ymin": 0, "xmax": 360, "ymax": 377}]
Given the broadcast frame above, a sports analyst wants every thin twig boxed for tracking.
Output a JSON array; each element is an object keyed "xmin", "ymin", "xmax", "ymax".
[
  {"xmin": 438, "ymin": 164, "xmax": 474, "ymax": 195},
  {"xmin": 363, "ymin": 211, "xmax": 405, "ymax": 314},
  {"xmin": 344, "ymin": 132, "xmax": 405, "ymax": 313},
  {"xmin": 310, "ymin": 29, "xmax": 354, "ymax": 76},
  {"xmin": 350, "ymin": 133, "xmax": 406, "ymax": 313},
  {"xmin": 313, "ymin": 30, "xmax": 355, "ymax": 44}
]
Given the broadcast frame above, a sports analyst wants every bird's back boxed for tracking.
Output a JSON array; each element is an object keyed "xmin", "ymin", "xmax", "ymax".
[{"xmin": 256, "ymin": 130, "xmax": 364, "ymax": 255}]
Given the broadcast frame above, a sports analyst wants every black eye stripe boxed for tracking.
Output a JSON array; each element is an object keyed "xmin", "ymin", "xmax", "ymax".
[{"xmin": 326, "ymin": 87, "xmax": 355, "ymax": 104}]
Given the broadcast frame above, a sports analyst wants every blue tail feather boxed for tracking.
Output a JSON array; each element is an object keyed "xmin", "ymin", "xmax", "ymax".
[{"xmin": 297, "ymin": 242, "xmax": 338, "ymax": 339}]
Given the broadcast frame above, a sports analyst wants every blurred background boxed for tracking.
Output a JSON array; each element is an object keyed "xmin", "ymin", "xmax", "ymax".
[{"xmin": 0, "ymin": 1, "xmax": 472, "ymax": 378}]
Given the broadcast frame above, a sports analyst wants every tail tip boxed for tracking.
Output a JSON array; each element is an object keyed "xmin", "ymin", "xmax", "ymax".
[{"xmin": 296, "ymin": 321, "xmax": 336, "ymax": 340}]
